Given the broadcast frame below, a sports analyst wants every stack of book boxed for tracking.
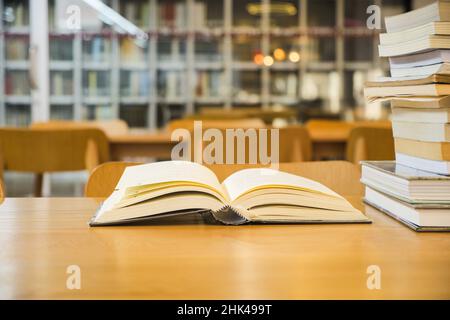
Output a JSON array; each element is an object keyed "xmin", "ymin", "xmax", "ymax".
[{"xmin": 363, "ymin": 1, "xmax": 450, "ymax": 231}]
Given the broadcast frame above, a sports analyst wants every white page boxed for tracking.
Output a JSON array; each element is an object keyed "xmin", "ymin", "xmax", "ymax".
[
  {"xmin": 222, "ymin": 168, "xmax": 343, "ymax": 202},
  {"xmin": 115, "ymin": 161, "xmax": 224, "ymax": 195}
]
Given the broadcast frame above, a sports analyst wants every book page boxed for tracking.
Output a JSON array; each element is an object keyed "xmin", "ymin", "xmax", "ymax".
[
  {"xmin": 222, "ymin": 168, "xmax": 342, "ymax": 202},
  {"xmin": 115, "ymin": 161, "xmax": 226, "ymax": 197}
]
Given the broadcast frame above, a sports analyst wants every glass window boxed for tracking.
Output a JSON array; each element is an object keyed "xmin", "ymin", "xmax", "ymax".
[
  {"xmin": 120, "ymin": 70, "xmax": 150, "ymax": 97},
  {"xmin": 195, "ymin": 37, "xmax": 223, "ymax": 62},
  {"xmin": 50, "ymin": 71, "xmax": 74, "ymax": 96},
  {"xmin": 345, "ymin": 0, "xmax": 371, "ymax": 27},
  {"xmin": 308, "ymin": 0, "xmax": 336, "ymax": 27},
  {"xmin": 3, "ymin": 0, "xmax": 30, "ymax": 29},
  {"xmin": 304, "ymin": 37, "xmax": 335, "ymax": 62},
  {"xmin": 271, "ymin": 71, "xmax": 298, "ymax": 98},
  {"xmin": 5, "ymin": 104, "xmax": 31, "ymax": 127},
  {"xmin": 120, "ymin": 105, "xmax": 148, "ymax": 128},
  {"xmin": 344, "ymin": 37, "xmax": 373, "ymax": 62},
  {"xmin": 50, "ymin": 36, "xmax": 73, "ymax": 61},
  {"xmin": 5, "ymin": 70, "xmax": 30, "ymax": 95},
  {"xmin": 157, "ymin": 70, "xmax": 186, "ymax": 100},
  {"xmin": 82, "ymin": 36, "xmax": 112, "ymax": 63},
  {"xmin": 194, "ymin": 0, "xmax": 224, "ymax": 29},
  {"xmin": 82, "ymin": 71, "xmax": 111, "ymax": 96},
  {"xmin": 5, "ymin": 35, "xmax": 29, "ymax": 60},
  {"xmin": 158, "ymin": 0, "xmax": 188, "ymax": 29},
  {"xmin": 233, "ymin": 70, "xmax": 261, "ymax": 103},
  {"xmin": 50, "ymin": 105, "xmax": 74, "ymax": 120},
  {"xmin": 195, "ymin": 70, "xmax": 225, "ymax": 98},
  {"xmin": 270, "ymin": 0, "xmax": 299, "ymax": 28},
  {"xmin": 233, "ymin": 35, "xmax": 261, "ymax": 62},
  {"xmin": 233, "ymin": 0, "xmax": 261, "ymax": 28}
]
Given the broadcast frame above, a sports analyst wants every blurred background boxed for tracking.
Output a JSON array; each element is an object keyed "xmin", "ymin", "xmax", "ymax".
[
  {"xmin": 2, "ymin": 0, "xmax": 434, "ymax": 128},
  {"xmin": 0, "ymin": 0, "xmax": 433, "ymax": 196}
]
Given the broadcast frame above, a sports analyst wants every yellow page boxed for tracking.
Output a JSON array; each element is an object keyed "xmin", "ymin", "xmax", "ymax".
[
  {"xmin": 222, "ymin": 168, "xmax": 343, "ymax": 202},
  {"xmin": 115, "ymin": 161, "xmax": 227, "ymax": 198}
]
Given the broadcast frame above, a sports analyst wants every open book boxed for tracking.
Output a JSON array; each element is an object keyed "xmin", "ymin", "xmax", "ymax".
[{"xmin": 89, "ymin": 161, "xmax": 370, "ymax": 226}]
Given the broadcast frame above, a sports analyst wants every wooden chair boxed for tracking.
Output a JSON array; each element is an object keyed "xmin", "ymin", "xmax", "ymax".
[
  {"xmin": 85, "ymin": 160, "xmax": 363, "ymax": 198},
  {"xmin": 0, "ymin": 127, "xmax": 110, "ymax": 196},
  {"xmin": 31, "ymin": 119, "xmax": 129, "ymax": 137},
  {"xmin": 0, "ymin": 176, "xmax": 4, "ymax": 202},
  {"xmin": 346, "ymin": 126, "xmax": 395, "ymax": 164}
]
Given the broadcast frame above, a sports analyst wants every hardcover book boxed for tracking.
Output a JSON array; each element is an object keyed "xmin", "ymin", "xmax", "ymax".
[{"xmin": 90, "ymin": 161, "xmax": 370, "ymax": 226}]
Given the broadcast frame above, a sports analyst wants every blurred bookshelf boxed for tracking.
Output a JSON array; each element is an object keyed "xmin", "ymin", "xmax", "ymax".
[{"xmin": 0, "ymin": 0, "xmax": 411, "ymax": 128}]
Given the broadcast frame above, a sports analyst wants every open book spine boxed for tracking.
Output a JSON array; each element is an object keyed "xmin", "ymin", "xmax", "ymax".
[
  {"xmin": 89, "ymin": 204, "xmax": 250, "ymax": 226},
  {"xmin": 207, "ymin": 205, "xmax": 250, "ymax": 225}
]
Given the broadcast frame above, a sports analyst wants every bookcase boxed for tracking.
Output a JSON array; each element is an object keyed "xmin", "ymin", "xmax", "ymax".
[{"xmin": 0, "ymin": 0, "xmax": 411, "ymax": 128}]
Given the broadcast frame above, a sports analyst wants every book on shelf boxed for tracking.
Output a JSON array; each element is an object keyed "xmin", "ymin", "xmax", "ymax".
[
  {"xmin": 120, "ymin": 37, "xmax": 145, "ymax": 61},
  {"xmin": 193, "ymin": 1, "xmax": 206, "ymax": 30},
  {"xmin": 378, "ymin": 35, "xmax": 450, "ymax": 57},
  {"xmin": 158, "ymin": 1, "xmax": 186, "ymax": 28},
  {"xmin": 392, "ymin": 107, "xmax": 450, "ymax": 123},
  {"xmin": 396, "ymin": 153, "xmax": 450, "ymax": 175},
  {"xmin": 389, "ymin": 49, "xmax": 450, "ymax": 69},
  {"xmin": 380, "ymin": 22, "xmax": 450, "ymax": 46},
  {"xmin": 6, "ymin": 39, "xmax": 29, "ymax": 60},
  {"xmin": 390, "ymin": 62, "xmax": 450, "ymax": 78},
  {"xmin": 392, "ymin": 121, "xmax": 450, "ymax": 142},
  {"xmin": 52, "ymin": 73, "xmax": 64, "ymax": 96},
  {"xmin": 5, "ymin": 72, "xmax": 30, "ymax": 95},
  {"xmin": 89, "ymin": 161, "xmax": 370, "ymax": 226},
  {"xmin": 384, "ymin": 0, "xmax": 450, "ymax": 33},
  {"xmin": 88, "ymin": 71, "xmax": 98, "ymax": 96},
  {"xmin": 394, "ymin": 138, "xmax": 450, "ymax": 161},
  {"xmin": 195, "ymin": 71, "xmax": 224, "ymax": 98}
]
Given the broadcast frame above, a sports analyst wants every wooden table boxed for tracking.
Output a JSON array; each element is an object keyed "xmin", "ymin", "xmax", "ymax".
[
  {"xmin": 0, "ymin": 197, "xmax": 449, "ymax": 299},
  {"xmin": 109, "ymin": 130, "xmax": 175, "ymax": 161},
  {"xmin": 108, "ymin": 128, "xmax": 348, "ymax": 162},
  {"xmin": 306, "ymin": 121, "xmax": 392, "ymax": 160}
]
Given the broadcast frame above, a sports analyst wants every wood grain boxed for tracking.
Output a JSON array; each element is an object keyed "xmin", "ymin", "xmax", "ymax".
[{"xmin": 0, "ymin": 197, "xmax": 448, "ymax": 299}]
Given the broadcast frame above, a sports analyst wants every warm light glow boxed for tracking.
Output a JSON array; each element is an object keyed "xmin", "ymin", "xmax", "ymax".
[
  {"xmin": 273, "ymin": 48, "xmax": 286, "ymax": 61},
  {"xmin": 263, "ymin": 55, "xmax": 274, "ymax": 66},
  {"xmin": 288, "ymin": 51, "xmax": 300, "ymax": 62},
  {"xmin": 253, "ymin": 53, "xmax": 264, "ymax": 65},
  {"xmin": 247, "ymin": 2, "xmax": 297, "ymax": 16}
]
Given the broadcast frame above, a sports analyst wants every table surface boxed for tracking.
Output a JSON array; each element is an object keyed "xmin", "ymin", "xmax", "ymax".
[
  {"xmin": 0, "ymin": 197, "xmax": 449, "ymax": 299},
  {"xmin": 108, "ymin": 127, "xmax": 350, "ymax": 144}
]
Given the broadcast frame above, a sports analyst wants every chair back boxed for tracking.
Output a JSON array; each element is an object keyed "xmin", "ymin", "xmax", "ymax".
[
  {"xmin": 0, "ymin": 127, "xmax": 110, "ymax": 173},
  {"xmin": 31, "ymin": 120, "xmax": 129, "ymax": 137},
  {"xmin": 85, "ymin": 160, "xmax": 362, "ymax": 198},
  {"xmin": 346, "ymin": 126, "xmax": 395, "ymax": 164}
]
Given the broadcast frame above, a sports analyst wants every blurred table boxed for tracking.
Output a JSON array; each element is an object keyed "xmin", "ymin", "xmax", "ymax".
[
  {"xmin": 109, "ymin": 130, "xmax": 175, "ymax": 160},
  {"xmin": 109, "ymin": 121, "xmax": 391, "ymax": 162},
  {"xmin": 306, "ymin": 120, "xmax": 392, "ymax": 160}
]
